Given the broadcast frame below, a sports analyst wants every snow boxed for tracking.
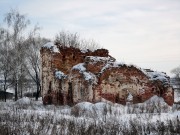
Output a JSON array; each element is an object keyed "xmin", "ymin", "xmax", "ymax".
[
  {"xmin": 76, "ymin": 102, "xmax": 93, "ymax": 110},
  {"xmin": 100, "ymin": 61, "xmax": 171, "ymax": 86},
  {"xmin": 80, "ymin": 49, "xmax": 88, "ymax": 53},
  {"xmin": 142, "ymin": 69, "xmax": 169, "ymax": 85},
  {"xmin": 55, "ymin": 70, "xmax": 66, "ymax": 79},
  {"xmin": 42, "ymin": 42, "xmax": 60, "ymax": 53},
  {"xmin": 174, "ymin": 89, "xmax": 180, "ymax": 102},
  {"xmin": 83, "ymin": 72, "xmax": 97, "ymax": 82},
  {"xmin": 100, "ymin": 62, "xmax": 125, "ymax": 73},
  {"xmin": 72, "ymin": 63, "xmax": 86, "ymax": 72},
  {"xmin": 145, "ymin": 95, "xmax": 165, "ymax": 103},
  {"xmin": 99, "ymin": 60, "xmax": 170, "ymax": 86},
  {"xmin": 71, "ymin": 102, "xmax": 110, "ymax": 117},
  {"xmin": 6, "ymin": 88, "xmax": 14, "ymax": 93},
  {"xmin": 86, "ymin": 56, "xmax": 110, "ymax": 62},
  {"xmin": 0, "ymin": 95, "xmax": 180, "ymax": 134},
  {"xmin": 72, "ymin": 63, "xmax": 97, "ymax": 83},
  {"xmin": 15, "ymin": 97, "xmax": 31, "ymax": 106},
  {"xmin": 127, "ymin": 93, "xmax": 133, "ymax": 101},
  {"xmin": 144, "ymin": 95, "xmax": 168, "ymax": 107}
]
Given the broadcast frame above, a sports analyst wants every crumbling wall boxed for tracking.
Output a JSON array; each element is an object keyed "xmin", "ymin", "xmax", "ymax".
[
  {"xmin": 96, "ymin": 66, "xmax": 174, "ymax": 105},
  {"xmin": 51, "ymin": 46, "xmax": 109, "ymax": 74},
  {"xmin": 41, "ymin": 43, "xmax": 110, "ymax": 105},
  {"xmin": 40, "ymin": 49, "xmax": 54, "ymax": 99},
  {"xmin": 95, "ymin": 66, "xmax": 149, "ymax": 104},
  {"xmin": 41, "ymin": 42, "xmax": 174, "ymax": 106}
]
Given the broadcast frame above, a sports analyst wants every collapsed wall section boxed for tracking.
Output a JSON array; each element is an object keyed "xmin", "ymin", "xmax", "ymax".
[{"xmin": 40, "ymin": 42, "xmax": 174, "ymax": 106}]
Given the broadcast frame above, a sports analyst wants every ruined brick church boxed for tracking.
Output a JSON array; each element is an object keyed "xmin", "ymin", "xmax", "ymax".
[{"xmin": 40, "ymin": 42, "xmax": 174, "ymax": 106}]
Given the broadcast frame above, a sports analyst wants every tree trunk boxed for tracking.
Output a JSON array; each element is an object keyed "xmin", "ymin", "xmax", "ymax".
[
  {"xmin": 35, "ymin": 84, "xmax": 39, "ymax": 101},
  {"xmin": 4, "ymin": 91, "xmax": 7, "ymax": 102},
  {"xmin": 3, "ymin": 74, "xmax": 8, "ymax": 102},
  {"xmin": 35, "ymin": 73, "xmax": 41, "ymax": 101},
  {"xmin": 20, "ymin": 82, "xmax": 23, "ymax": 98},
  {"xmin": 3, "ymin": 80, "xmax": 7, "ymax": 102},
  {"xmin": 15, "ymin": 79, "xmax": 18, "ymax": 101}
]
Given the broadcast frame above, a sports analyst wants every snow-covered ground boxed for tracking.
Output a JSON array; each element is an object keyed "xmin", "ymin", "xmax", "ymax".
[
  {"xmin": 175, "ymin": 89, "xmax": 180, "ymax": 103},
  {"xmin": 0, "ymin": 93, "xmax": 180, "ymax": 135}
]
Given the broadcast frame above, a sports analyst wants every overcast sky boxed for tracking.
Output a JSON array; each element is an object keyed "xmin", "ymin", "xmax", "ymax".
[{"xmin": 0, "ymin": 0, "xmax": 180, "ymax": 76}]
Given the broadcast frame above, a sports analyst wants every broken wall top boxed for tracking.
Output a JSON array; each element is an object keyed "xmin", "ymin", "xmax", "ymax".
[
  {"xmin": 41, "ymin": 42, "xmax": 172, "ymax": 87},
  {"xmin": 41, "ymin": 42, "xmax": 111, "ymax": 73}
]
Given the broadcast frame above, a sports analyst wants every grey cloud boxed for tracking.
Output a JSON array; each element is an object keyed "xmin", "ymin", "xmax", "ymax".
[{"xmin": 1, "ymin": 0, "xmax": 180, "ymax": 76}]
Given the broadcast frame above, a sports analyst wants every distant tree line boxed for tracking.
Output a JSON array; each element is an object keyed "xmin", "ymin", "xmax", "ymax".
[
  {"xmin": 0, "ymin": 9, "xmax": 101, "ymax": 102},
  {"xmin": 171, "ymin": 66, "xmax": 180, "ymax": 91}
]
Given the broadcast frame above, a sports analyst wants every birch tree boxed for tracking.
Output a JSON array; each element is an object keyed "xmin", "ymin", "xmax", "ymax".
[
  {"xmin": 0, "ymin": 28, "xmax": 14, "ymax": 101},
  {"xmin": 3, "ymin": 9, "xmax": 30, "ymax": 101}
]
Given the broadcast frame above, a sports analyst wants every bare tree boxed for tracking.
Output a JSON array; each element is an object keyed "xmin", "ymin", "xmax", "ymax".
[
  {"xmin": 55, "ymin": 30, "xmax": 101, "ymax": 51},
  {"xmin": 171, "ymin": 66, "xmax": 180, "ymax": 91},
  {"xmin": 0, "ymin": 28, "xmax": 14, "ymax": 101},
  {"xmin": 80, "ymin": 38, "xmax": 101, "ymax": 51},
  {"xmin": 171, "ymin": 66, "xmax": 180, "ymax": 78},
  {"xmin": 3, "ymin": 9, "xmax": 30, "ymax": 101},
  {"xmin": 1, "ymin": 9, "xmax": 49, "ymax": 101},
  {"xmin": 24, "ymin": 26, "xmax": 49, "ymax": 100},
  {"xmin": 55, "ymin": 31, "xmax": 80, "ymax": 48}
]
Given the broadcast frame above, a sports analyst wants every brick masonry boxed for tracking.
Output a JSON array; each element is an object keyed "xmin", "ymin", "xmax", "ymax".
[{"xmin": 41, "ymin": 42, "xmax": 174, "ymax": 106}]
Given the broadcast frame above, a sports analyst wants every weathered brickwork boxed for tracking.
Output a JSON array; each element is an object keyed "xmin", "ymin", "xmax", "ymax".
[{"xmin": 41, "ymin": 42, "xmax": 174, "ymax": 106}]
